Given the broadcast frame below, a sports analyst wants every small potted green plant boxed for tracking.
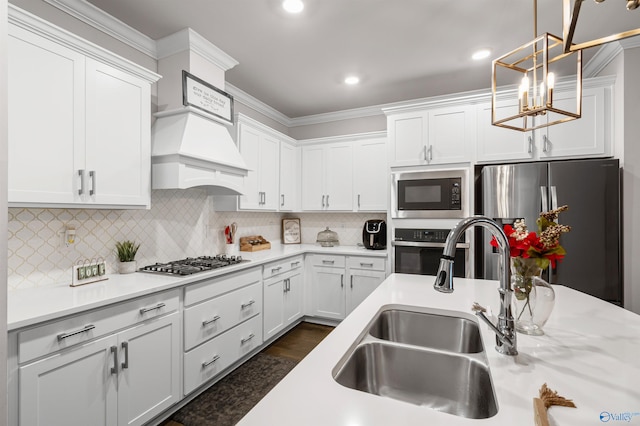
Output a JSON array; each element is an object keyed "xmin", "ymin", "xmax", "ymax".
[{"xmin": 115, "ymin": 240, "xmax": 140, "ymax": 274}]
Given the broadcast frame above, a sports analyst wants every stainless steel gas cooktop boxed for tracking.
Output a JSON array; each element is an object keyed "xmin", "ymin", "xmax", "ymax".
[{"xmin": 139, "ymin": 255, "xmax": 247, "ymax": 276}]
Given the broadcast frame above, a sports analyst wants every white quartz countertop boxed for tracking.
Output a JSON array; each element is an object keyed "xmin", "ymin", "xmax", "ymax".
[
  {"xmin": 237, "ymin": 273, "xmax": 640, "ymax": 426},
  {"xmin": 8, "ymin": 244, "xmax": 386, "ymax": 331}
]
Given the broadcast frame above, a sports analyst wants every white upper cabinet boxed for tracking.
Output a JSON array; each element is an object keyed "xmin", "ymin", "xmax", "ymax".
[
  {"xmin": 353, "ymin": 136, "xmax": 387, "ymax": 211},
  {"xmin": 301, "ymin": 142, "xmax": 353, "ymax": 211},
  {"xmin": 279, "ymin": 141, "xmax": 299, "ymax": 211},
  {"xmin": 7, "ymin": 10, "xmax": 159, "ymax": 208},
  {"xmin": 386, "ymin": 105, "xmax": 473, "ymax": 167},
  {"xmin": 476, "ymin": 79, "xmax": 613, "ymax": 163},
  {"xmin": 238, "ymin": 120, "xmax": 280, "ymax": 210}
]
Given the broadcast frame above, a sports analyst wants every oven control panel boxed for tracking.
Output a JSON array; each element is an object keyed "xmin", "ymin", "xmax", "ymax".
[{"xmin": 394, "ymin": 228, "xmax": 465, "ymax": 243}]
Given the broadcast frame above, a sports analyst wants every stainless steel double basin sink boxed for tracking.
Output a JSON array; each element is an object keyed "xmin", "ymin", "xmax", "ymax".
[{"xmin": 332, "ymin": 306, "xmax": 498, "ymax": 419}]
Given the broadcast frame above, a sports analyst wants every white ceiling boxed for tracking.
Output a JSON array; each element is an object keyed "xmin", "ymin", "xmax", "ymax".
[{"xmin": 85, "ymin": 0, "xmax": 639, "ymax": 119}]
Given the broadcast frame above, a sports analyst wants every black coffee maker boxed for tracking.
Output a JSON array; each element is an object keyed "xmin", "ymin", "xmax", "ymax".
[{"xmin": 362, "ymin": 220, "xmax": 387, "ymax": 250}]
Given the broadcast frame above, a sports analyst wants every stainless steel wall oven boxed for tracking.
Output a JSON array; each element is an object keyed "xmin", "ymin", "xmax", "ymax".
[{"xmin": 393, "ymin": 228, "xmax": 468, "ymax": 277}]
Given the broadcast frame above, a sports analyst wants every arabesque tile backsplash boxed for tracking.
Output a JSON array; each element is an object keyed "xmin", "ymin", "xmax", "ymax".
[{"xmin": 8, "ymin": 189, "xmax": 385, "ymax": 291}]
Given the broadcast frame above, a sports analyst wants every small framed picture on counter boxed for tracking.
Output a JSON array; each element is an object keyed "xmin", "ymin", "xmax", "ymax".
[{"xmin": 282, "ymin": 218, "xmax": 301, "ymax": 244}]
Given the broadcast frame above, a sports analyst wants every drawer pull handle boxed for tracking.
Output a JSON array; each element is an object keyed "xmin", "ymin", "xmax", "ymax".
[
  {"xmin": 351, "ymin": 275, "xmax": 354, "ymax": 289},
  {"xmin": 202, "ymin": 315, "xmax": 221, "ymax": 326},
  {"xmin": 241, "ymin": 333, "xmax": 255, "ymax": 344},
  {"xmin": 139, "ymin": 302, "xmax": 166, "ymax": 315},
  {"xmin": 271, "ymin": 266, "xmax": 282, "ymax": 273},
  {"xmin": 360, "ymin": 262, "xmax": 374, "ymax": 267},
  {"xmin": 202, "ymin": 354, "xmax": 220, "ymax": 368},
  {"xmin": 57, "ymin": 324, "xmax": 95, "ymax": 341},
  {"xmin": 322, "ymin": 260, "xmax": 335, "ymax": 265},
  {"xmin": 110, "ymin": 345, "xmax": 118, "ymax": 375},
  {"xmin": 121, "ymin": 341, "xmax": 129, "ymax": 369},
  {"xmin": 291, "ymin": 261, "xmax": 300, "ymax": 267},
  {"xmin": 241, "ymin": 300, "xmax": 256, "ymax": 310}
]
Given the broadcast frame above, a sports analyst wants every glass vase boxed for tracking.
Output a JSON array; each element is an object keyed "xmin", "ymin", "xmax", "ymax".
[{"xmin": 510, "ymin": 257, "xmax": 555, "ymax": 336}]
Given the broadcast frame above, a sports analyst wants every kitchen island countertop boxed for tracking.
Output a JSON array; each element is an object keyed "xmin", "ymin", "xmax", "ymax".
[
  {"xmin": 237, "ymin": 273, "xmax": 640, "ymax": 426},
  {"xmin": 8, "ymin": 244, "xmax": 386, "ymax": 331}
]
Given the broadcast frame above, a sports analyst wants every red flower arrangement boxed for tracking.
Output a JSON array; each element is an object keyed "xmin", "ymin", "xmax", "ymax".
[{"xmin": 490, "ymin": 205, "xmax": 571, "ymax": 270}]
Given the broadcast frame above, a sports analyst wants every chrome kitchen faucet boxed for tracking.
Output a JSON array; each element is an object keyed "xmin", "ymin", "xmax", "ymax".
[{"xmin": 433, "ymin": 216, "xmax": 518, "ymax": 356}]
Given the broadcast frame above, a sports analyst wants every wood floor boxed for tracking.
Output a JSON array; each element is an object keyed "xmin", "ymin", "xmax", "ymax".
[{"xmin": 160, "ymin": 321, "xmax": 334, "ymax": 426}]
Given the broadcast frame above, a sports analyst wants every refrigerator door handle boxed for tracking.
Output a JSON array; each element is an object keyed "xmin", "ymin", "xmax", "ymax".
[
  {"xmin": 550, "ymin": 186, "xmax": 558, "ymax": 211},
  {"xmin": 540, "ymin": 186, "xmax": 549, "ymax": 212}
]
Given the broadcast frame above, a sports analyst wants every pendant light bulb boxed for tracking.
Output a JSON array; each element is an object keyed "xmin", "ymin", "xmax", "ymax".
[{"xmin": 282, "ymin": 0, "xmax": 304, "ymax": 13}]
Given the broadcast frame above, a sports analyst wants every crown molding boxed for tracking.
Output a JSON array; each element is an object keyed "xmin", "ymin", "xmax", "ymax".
[
  {"xmin": 297, "ymin": 131, "xmax": 387, "ymax": 146},
  {"xmin": 43, "ymin": 0, "xmax": 157, "ymax": 58},
  {"xmin": 156, "ymin": 28, "xmax": 238, "ymax": 71},
  {"xmin": 225, "ymin": 83, "xmax": 293, "ymax": 127}
]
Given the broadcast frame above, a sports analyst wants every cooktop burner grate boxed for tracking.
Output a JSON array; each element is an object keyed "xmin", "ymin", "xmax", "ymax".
[{"xmin": 140, "ymin": 255, "xmax": 247, "ymax": 276}]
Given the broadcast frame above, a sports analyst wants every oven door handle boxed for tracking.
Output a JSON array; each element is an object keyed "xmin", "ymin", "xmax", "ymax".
[{"xmin": 392, "ymin": 241, "xmax": 470, "ymax": 249}]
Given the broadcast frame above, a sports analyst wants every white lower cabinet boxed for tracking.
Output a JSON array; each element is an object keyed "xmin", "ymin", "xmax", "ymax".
[
  {"xmin": 309, "ymin": 254, "xmax": 387, "ymax": 320},
  {"xmin": 15, "ymin": 291, "xmax": 181, "ymax": 426},
  {"xmin": 263, "ymin": 257, "xmax": 304, "ymax": 341},
  {"xmin": 182, "ymin": 268, "xmax": 263, "ymax": 395}
]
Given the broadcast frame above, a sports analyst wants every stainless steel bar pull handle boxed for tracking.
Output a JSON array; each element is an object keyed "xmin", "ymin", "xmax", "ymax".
[
  {"xmin": 427, "ymin": 145, "xmax": 433, "ymax": 161},
  {"xmin": 139, "ymin": 303, "xmax": 166, "ymax": 315},
  {"xmin": 550, "ymin": 186, "xmax": 558, "ymax": 211},
  {"xmin": 321, "ymin": 195, "xmax": 325, "ymax": 207},
  {"xmin": 423, "ymin": 145, "xmax": 428, "ymax": 161},
  {"xmin": 241, "ymin": 300, "xmax": 255, "ymax": 309},
  {"xmin": 281, "ymin": 194, "xmax": 285, "ymax": 207},
  {"xmin": 110, "ymin": 346, "xmax": 118, "ymax": 375},
  {"xmin": 78, "ymin": 169, "xmax": 86, "ymax": 196},
  {"xmin": 527, "ymin": 136, "xmax": 533, "ymax": 154},
  {"xmin": 121, "ymin": 341, "xmax": 129, "ymax": 369},
  {"xmin": 542, "ymin": 134, "xmax": 550, "ymax": 153},
  {"xmin": 322, "ymin": 260, "xmax": 335, "ymax": 265},
  {"xmin": 540, "ymin": 186, "xmax": 549, "ymax": 212},
  {"xmin": 89, "ymin": 170, "xmax": 96, "ymax": 196},
  {"xmin": 360, "ymin": 262, "xmax": 374, "ymax": 267},
  {"xmin": 272, "ymin": 266, "xmax": 282, "ymax": 273},
  {"xmin": 202, "ymin": 315, "xmax": 221, "ymax": 326},
  {"xmin": 326, "ymin": 194, "xmax": 329, "ymax": 207},
  {"xmin": 241, "ymin": 333, "xmax": 255, "ymax": 344},
  {"xmin": 202, "ymin": 354, "xmax": 220, "ymax": 368},
  {"xmin": 291, "ymin": 261, "xmax": 300, "ymax": 267},
  {"xmin": 57, "ymin": 324, "xmax": 95, "ymax": 341},
  {"xmin": 350, "ymin": 275, "xmax": 353, "ymax": 289},
  {"xmin": 358, "ymin": 194, "xmax": 361, "ymax": 208},
  {"xmin": 263, "ymin": 192, "xmax": 266, "ymax": 205},
  {"xmin": 341, "ymin": 274, "xmax": 344, "ymax": 288}
]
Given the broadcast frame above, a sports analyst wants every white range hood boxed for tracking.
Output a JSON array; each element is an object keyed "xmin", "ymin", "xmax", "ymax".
[{"xmin": 151, "ymin": 107, "xmax": 249, "ymax": 195}]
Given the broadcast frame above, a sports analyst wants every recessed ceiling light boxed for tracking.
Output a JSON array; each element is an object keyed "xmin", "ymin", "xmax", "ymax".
[
  {"xmin": 282, "ymin": 0, "xmax": 304, "ymax": 13},
  {"xmin": 344, "ymin": 76, "xmax": 360, "ymax": 85},
  {"xmin": 472, "ymin": 49, "xmax": 491, "ymax": 60}
]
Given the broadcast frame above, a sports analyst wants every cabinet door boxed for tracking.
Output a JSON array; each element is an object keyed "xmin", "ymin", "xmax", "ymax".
[
  {"xmin": 85, "ymin": 58, "xmax": 151, "ymax": 207},
  {"xmin": 284, "ymin": 271, "xmax": 304, "ymax": 325},
  {"xmin": 8, "ymin": 26, "xmax": 86, "ymax": 205},
  {"xmin": 325, "ymin": 143, "xmax": 353, "ymax": 211},
  {"xmin": 238, "ymin": 123, "xmax": 263, "ymax": 209},
  {"xmin": 347, "ymin": 269, "xmax": 386, "ymax": 315},
  {"xmin": 117, "ymin": 313, "xmax": 180, "ymax": 426},
  {"xmin": 354, "ymin": 138, "xmax": 387, "ymax": 211},
  {"xmin": 260, "ymin": 133, "xmax": 280, "ymax": 210},
  {"xmin": 19, "ymin": 335, "xmax": 118, "ymax": 426},
  {"xmin": 279, "ymin": 142, "xmax": 297, "ymax": 211},
  {"xmin": 311, "ymin": 266, "xmax": 346, "ymax": 320},
  {"xmin": 263, "ymin": 277, "xmax": 286, "ymax": 340},
  {"xmin": 428, "ymin": 106, "xmax": 472, "ymax": 164},
  {"xmin": 301, "ymin": 145, "xmax": 325, "ymax": 210},
  {"xmin": 476, "ymin": 101, "xmax": 533, "ymax": 163},
  {"xmin": 387, "ymin": 111, "xmax": 428, "ymax": 166},
  {"xmin": 541, "ymin": 87, "xmax": 607, "ymax": 159}
]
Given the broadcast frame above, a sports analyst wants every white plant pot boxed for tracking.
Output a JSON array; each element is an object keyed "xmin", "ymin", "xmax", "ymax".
[{"xmin": 118, "ymin": 260, "xmax": 137, "ymax": 274}]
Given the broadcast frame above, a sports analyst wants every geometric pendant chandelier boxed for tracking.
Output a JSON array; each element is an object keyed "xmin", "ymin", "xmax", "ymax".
[{"xmin": 492, "ymin": 0, "xmax": 583, "ymax": 132}]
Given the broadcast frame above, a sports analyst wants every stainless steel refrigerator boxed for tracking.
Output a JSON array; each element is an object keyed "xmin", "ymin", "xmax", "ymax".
[{"xmin": 479, "ymin": 158, "xmax": 621, "ymax": 305}]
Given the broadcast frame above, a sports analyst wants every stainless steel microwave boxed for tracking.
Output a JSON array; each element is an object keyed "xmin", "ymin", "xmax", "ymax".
[{"xmin": 391, "ymin": 169, "xmax": 468, "ymax": 219}]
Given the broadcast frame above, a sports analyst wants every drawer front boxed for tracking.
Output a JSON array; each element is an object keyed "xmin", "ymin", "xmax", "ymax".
[
  {"xmin": 184, "ymin": 267, "xmax": 261, "ymax": 306},
  {"xmin": 263, "ymin": 256, "xmax": 303, "ymax": 280},
  {"xmin": 309, "ymin": 254, "xmax": 345, "ymax": 268},
  {"xmin": 18, "ymin": 289, "xmax": 180, "ymax": 364},
  {"xmin": 183, "ymin": 282, "xmax": 262, "ymax": 351},
  {"xmin": 346, "ymin": 256, "xmax": 386, "ymax": 271},
  {"xmin": 183, "ymin": 314, "xmax": 263, "ymax": 395}
]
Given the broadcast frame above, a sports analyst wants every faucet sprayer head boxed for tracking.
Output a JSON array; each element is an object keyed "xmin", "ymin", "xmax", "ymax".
[{"xmin": 433, "ymin": 255, "xmax": 455, "ymax": 293}]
